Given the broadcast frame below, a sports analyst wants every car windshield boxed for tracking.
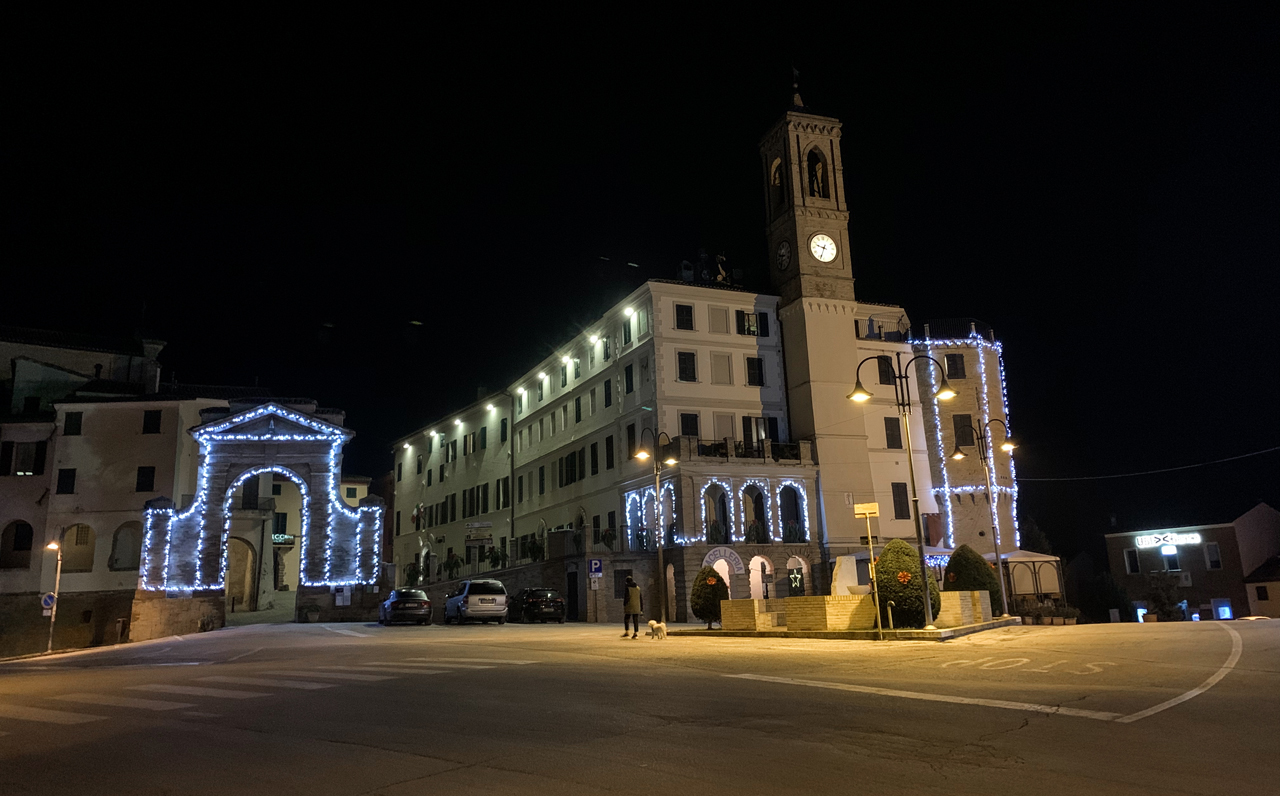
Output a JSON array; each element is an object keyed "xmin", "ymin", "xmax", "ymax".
[
  {"xmin": 468, "ymin": 582, "xmax": 505, "ymax": 595},
  {"xmin": 530, "ymin": 590, "xmax": 560, "ymax": 599},
  {"xmin": 393, "ymin": 590, "xmax": 427, "ymax": 600}
]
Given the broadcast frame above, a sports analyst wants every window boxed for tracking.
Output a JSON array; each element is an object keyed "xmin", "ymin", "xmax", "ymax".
[
  {"xmin": 450, "ymin": 493, "xmax": 457, "ymax": 522},
  {"xmin": 274, "ymin": 512, "xmax": 288, "ymax": 536},
  {"xmin": 590, "ymin": 442, "xmax": 599, "ymax": 475},
  {"xmin": 561, "ymin": 365, "xmax": 568, "ymax": 388},
  {"xmin": 677, "ymin": 352, "xmax": 697, "ymax": 382},
  {"xmin": 711, "ymin": 352, "xmax": 732, "ymax": 385},
  {"xmin": 1162, "ymin": 549, "xmax": 1181, "ymax": 571},
  {"xmin": 623, "ymin": 317, "xmax": 633, "ymax": 344},
  {"xmin": 500, "ymin": 476, "xmax": 510, "ymax": 509},
  {"xmin": 735, "ymin": 310, "xmax": 756, "ymax": 336},
  {"xmin": 622, "ymin": 364, "xmax": 633, "ymax": 393},
  {"xmin": 1258, "ymin": 585, "xmax": 1271, "ymax": 601},
  {"xmin": 142, "ymin": 410, "xmax": 162, "ymax": 434},
  {"xmin": 1124, "ymin": 548, "xmax": 1140, "ymax": 575},
  {"xmin": 416, "ymin": 455, "xmax": 423, "ymax": 475},
  {"xmin": 500, "ymin": 418, "xmax": 508, "ymax": 444},
  {"xmin": 680, "ymin": 413, "xmax": 700, "ymax": 437},
  {"xmin": 605, "ymin": 435, "xmax": 615, "ymax": 469},
  {"xmin": 561, "ymin": 405, "xmax": 569, "ymax": 429},
  {"xmin": 463, "ymin": 433, "xmax": 471, "ymax": 456},
  {"xmin": 578, "ymin": 448, "xmax": 586, "ymax": 480},
  {"xmin": 538, "ymin": 380, "xmax": 544, "ymax": 401},
  {"xmin": 481, "ymin": 482, "xmax": 489, "ymax": 514},
  {"xmin": 953, "ymin": 415, "xmax": 975, "ymax": 447},
  {"xmin": 604, "ymin": 337, "xmax": 611, "ymax": 361},
  {"xmin": 592, "ymin": 515, "xmax": 601, "ymax": 545},
  {"xmin": 64, "ymin": 412, "xmax": 83, "ymax": 436},
  {"xmin": 884, "ymin": 417, "xmax": 903, "ymax": 449},
  {"xmin": 0, "ymin": 441, "xmax": 47, "ymax": 477},
  {"xmin": 574, "ymin": 397, "xmax": 582, "ymax": 423},
  {"xmin": 346, "ymin": 486, "xmax": 357, "ymax": 499},
  {"xmin": 427, "ymin": 469, "xmax": 433, "ymax": 486},
  {"xmin": 395, "ymin": 511, "xmax": 402, "ymax": 536},
  {"xmin": 891, "ymin": 482, "xmax": 910, "ymax": 519},
  {"xmin": 604, "ymin": 379, "xmax": 613, "ymax": 407},
  {"xmin": 57, "ymin": 468, "xmax": 77, "ymax": 495},
  {"xmin": 708, "ymin": 306, "xmax": 729, "ymax": 334},
  {"xmin": 272, "ymin": 483, "xmax": 282, "ymax": 496},
  {"xmin": 439, "ymin": 464, "xmax": 445, "ymax": 482},
  {"xmin": 574, "ymin": 358, "xmax": 581, "ymax": 379},
  {"xmin": 538, "ymin": 466, "xmax": 545, "ymax": 495},
  {"xmin": 607, "ymin": 511, "xmax": 617, "ymax": 535},
  {"xmin": 675, "ymin": 304, "xmax": 695, "ymax": 330},
  {"xmin": 0, "ymin": 521, "xmax": 35, "ymax": 570},
  {"xmin": 945, "ymin": 353, "xmax": 967, "ymax": 379},
  {"xmin": 427, "ymin": 436, "xmax": 434, "ymax": 453},
  {"xmin": 627, "ymin": 424, "xmax": 637, "ymax": 458},
  {"xmin": 450, "ymin": 439, "xmax": 457, "ymax": 460},
  {"xmin": 135, "ymin": 466, "xmax": 156, "ymax": 493},
  {"xmin": 480, "ymin": 426, "xmax": 487, "ymax": 450},
  {"xmin": 1204, "ymin": 542, "xmax": 1222, "ymax": 570},
  {"xmin": 396, "ymin": 462, "xmax": 403, "ymax": 482},
  {"xmin": 517, "ymin": 475, "xmax": 524, "ymax": 503},
  {"xmin": 877, "ymin": 356, "xmax": 895, "ymax": 385},
  {"xmin": 745, "ymin": 357, "xmax": 765, "ymax": 387},
  {"xmin": 590, "ymin": 388, "xmax": 597, "ymax": 415}
]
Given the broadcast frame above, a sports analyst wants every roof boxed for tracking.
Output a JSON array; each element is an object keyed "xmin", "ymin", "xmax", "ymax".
[
  {"xmin": 1244, "ymin": 555, "xmax": 1280, "ymax": 584},
  {"xmin": 54, "ymin": 383, "xmax": 267, "ymax": 405},
  {"xmin": 0, "ymin": 325, "xmax": 162, "ymax": 357}
]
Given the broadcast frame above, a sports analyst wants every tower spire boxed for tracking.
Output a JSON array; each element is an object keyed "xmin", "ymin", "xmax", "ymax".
[{"xmin": 791, "ymin": 66, "xmax": 807, "ymax": 111}]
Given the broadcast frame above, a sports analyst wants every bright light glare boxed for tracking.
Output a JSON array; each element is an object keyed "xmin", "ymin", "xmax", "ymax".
[
  {"xmin": 402, "ymin": 443, "xmax": 409, "ymax": 450},
  {"xmin": 624, "ymin": 307, "xmax": 634, "ymax": 317},
  {"xmin": 664, "ymin": 458, "xmax": 678, "ymax": 466},
  {"xmin": 589, "ymin": 335, "xmax": 599, "ymax": 344},
  {"xmin": 1000, "ymin": 440, "xmax": 1016, "ymax": 452},
  {"xmin": 1161, "ymin": 545, "xmax": 1177, "ymax": 556},
  {"xmin": 517, "ymin": 387, "xmax": 526, "ymax": 395},
  {"xmin": 537, "ymin": 372, "xmax": 546, "ymax": 380},
  {"xmin": 454, "ymin": 419, "xmax": 461, "ymax": 426},
  {"xmin": 635, "ymin": 450, "xmax": 651, "ymax": 460},
  {"xmin": 561, "ymin": 356, "xmax": 571, "ymax": 365},
  {"xmin": 486, "ymin": 404, "xmax": 494, "ymax": 411},
  {"xmin": 46, "ymin": 542, "xmax": 59, "ymax": 550}
]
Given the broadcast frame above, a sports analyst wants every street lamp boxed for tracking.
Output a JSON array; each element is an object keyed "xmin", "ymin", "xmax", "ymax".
[
  {"xmin": 848, "ymin": 351, "xmax": 954, "ymax": 629},
  {"xmin": 635, "ymin": 428, "xmax": 677, "ymax": 624},
  {"xmin": 45, "ymin": 541, "xmax": 62, "ymax": 654},
  {"xmin": 950, "ymin": 419, "xmax": 1017, "ymax": 617}
]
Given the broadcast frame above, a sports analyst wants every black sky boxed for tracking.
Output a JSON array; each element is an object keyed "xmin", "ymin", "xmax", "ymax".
[{"xmin": 5, "ymin": 6, "xmax": 1278, "ymax": 562}]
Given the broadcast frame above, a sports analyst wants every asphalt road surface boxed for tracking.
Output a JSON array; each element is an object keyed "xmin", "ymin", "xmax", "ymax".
[{"xmin": 0, "ymin": 618, "xmax": 1274, "ymax": 795}]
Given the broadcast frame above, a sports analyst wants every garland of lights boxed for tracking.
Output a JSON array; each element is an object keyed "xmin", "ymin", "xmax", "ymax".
[
  {"xmin": 141, "ymin": 403, "xmax": 383, "ymax": 592},
  {"xmin": 699, "ymin": 478, "xmax": 736, "ymax": 543},
  {"xmin": 773, "ymin": 479, "xmax": 810, "ymax": 542},
  {"xmin": 737, "ymin": 478, "xmax": 773, "ymax": 541}
]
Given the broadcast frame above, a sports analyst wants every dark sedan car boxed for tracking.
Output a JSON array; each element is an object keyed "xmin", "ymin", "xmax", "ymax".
[
  {"xmin": 378, "ymin": 589, "xmax": 432, "ymax": 625},
  {"xmin": 512, "ymin": 588, "xmax": 566, "ymax": 623}
]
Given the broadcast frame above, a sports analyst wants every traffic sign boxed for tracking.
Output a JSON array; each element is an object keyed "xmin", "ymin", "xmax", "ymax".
[
  {"xmin": 854, "ymin": 502, "xmax": 880, "ymax": 517},
  {"xmin": 40, "ymin": 592, "xmax": 56, "ymax": 609},
  {"xmin": 588, "ymin": 558, "xmax": 604, "ymax": 578}
]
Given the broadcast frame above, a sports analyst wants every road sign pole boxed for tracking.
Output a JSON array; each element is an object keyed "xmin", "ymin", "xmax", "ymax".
[
  {"xmin": 47, "ymin": 546, "xmax": 63, "ymax": 654},
  {"xmin": 854, "ymin": 503, "xmax": 885, "ymax": 642}
]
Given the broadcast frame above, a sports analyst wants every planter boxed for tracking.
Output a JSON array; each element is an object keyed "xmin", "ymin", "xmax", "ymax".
[
  {"xmin": 302, "ymin": 609, "xmax": 321, "ymax": 623},
  {"xmin": 1020, "ymin": 615, "xmax": 1034, "ymax": 626},
  {"xmin": 1052, "ymin": 616, "xmax": 1065, "ymax": 626},
  {"xmin": 1038, "ymin": 616, "xmax": 1053, "ymax": 625},
  {"xmin": 1064, "ymin": 617, "xmax": 1077, "ymax": 626}
]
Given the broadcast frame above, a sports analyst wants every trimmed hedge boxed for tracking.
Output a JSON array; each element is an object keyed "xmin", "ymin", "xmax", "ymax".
[
  {"xmin": 874, "ymin": 538, "xmax": 941, "ymax": 629},
  {"xmin": 943, "ymin": 544, "xmax": 1003, "ymax": 606},
  {"xmin": 690, "ymin": 565, "xmax": 730, "ymax": 629}
]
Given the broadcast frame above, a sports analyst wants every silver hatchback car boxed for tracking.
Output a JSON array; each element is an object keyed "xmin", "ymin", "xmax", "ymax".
[{"xmin": 443, "ymin": 579, "xmax": 508, "ymax": 624}]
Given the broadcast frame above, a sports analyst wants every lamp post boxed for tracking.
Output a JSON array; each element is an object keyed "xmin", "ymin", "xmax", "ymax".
[
  {"xmin": 848, "ymin": 351, "xmax": 955, "ymax": 629},
  {"xmin": 45, "ymin": 541, "xmax": 63, "ymax": 654},
  {"xmin": 635, "ymin": 428, "xmax": 676, "ymax": 625},
  {"xmin": 949, "ymin": 419, "xmax": 1017, "ymax": 617}
]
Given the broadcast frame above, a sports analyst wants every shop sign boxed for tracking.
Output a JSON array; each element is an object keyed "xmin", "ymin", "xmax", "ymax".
[
  {"xmin": 1134, "ymin": 532, "xmax": 1201, "ymax": 549},
  {"xmin": 702, "ymin": 546, "xmax": 745, "ymax": 574}
]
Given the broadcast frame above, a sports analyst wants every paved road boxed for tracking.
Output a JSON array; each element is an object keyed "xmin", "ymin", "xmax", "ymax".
[{"xmin": 0, "ymin": 619, "xmax": 1274, "ymax": 795}]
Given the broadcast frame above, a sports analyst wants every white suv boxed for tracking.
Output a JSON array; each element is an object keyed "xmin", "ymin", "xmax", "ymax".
[{"xmin": 444, "ymin": 579, "xmax": 508, "ymax": 625}]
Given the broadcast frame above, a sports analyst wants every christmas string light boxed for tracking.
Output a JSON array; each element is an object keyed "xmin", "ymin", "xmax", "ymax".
[
  {"xmin": 699, "ymin": 478, "xmax": 736, "ymax": 543},
  {"xmin": 774, "ymin": 479, "xmax": 811, "ymax": 542},
  {"xmin": 737, "ymin": 478, "xmax": 773, "ymax": 541}
]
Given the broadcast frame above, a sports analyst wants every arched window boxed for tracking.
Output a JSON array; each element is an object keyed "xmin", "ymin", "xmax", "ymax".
[
  {"xmin": 0, "ymin": 521, "xmax": 35, "ymax": 569},
  {"xmin": 109, "ymin": 522, "xmax": 142, "ymax": 571},
  {"xmin": 769, "ymin": 158, "xmax": 787, "ymax": 213},
  {"xmin": 806, "ymin": 148, "xmax": 830, "ymax": 199},
  {"xmin": 61, "ymin": 524, "xmax": 96, "ymax": 572}
]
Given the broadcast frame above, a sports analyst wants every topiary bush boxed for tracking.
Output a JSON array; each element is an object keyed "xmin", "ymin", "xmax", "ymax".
[
  {"xmin": 689, "ymin": 565, "xmax": 730, "ymax": 629},
  {"xmin": 943, "ymin": 544, "xmax": 1003, "ymax": 607},
  {"xmin": 874, "ymin": 538, "xmax": 941, "ymax": 629}
]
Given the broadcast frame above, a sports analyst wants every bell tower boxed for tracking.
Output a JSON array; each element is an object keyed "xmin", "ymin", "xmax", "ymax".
[{"xmin": 759, "ymin": 82, "xmax": 854, "ymax": 305}]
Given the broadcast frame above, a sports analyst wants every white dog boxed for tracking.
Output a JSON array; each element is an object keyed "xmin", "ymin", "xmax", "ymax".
[{"xmin": 647, "ymin": 619, "xmax": 668, "ymax": 640}]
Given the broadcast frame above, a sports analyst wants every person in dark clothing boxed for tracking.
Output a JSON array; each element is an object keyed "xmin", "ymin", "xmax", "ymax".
[{"xmin": 622, "ymin": 575, "xmax": 643, "ymax": 639}]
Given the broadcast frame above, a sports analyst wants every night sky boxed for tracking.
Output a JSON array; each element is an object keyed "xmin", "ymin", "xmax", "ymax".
[{"xmin": 6, "ymin": 7, "xmax": 1278, "ymax": 564}]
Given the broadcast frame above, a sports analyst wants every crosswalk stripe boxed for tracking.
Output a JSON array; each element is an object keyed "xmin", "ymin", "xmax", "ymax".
[
  {"xmin": 317, "ymin": 666, "xmax": 446, "ymax": 675},
  {"xmin": 128, "ymin": 684, "xmax": 269, "ymax": 699},
  {"xmin": 197, "ymin": 676, "xmax": 334, "ymax": 690},
  {"xmin": 399, "ymin": 661, "xmax": 494, "ymax": 669},
  {"xmin": 409, "ymin": 658, "xmax": 539, "ymax": 665},
  {"xmin": 0, "ymin": 703, "xmax": 106, "ymax": 725},
  {"xmin": 261, "ymin": 670, "xmax": 396, "ymax": 682},
  {"xmin": 54, "ymin": 694, "xmax": 195, "ymax": 711}
]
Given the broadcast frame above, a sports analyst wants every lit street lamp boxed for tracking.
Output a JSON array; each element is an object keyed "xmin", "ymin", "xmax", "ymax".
[
  {"xmin": 849, "ymin": 352, "xmax": 955, "ymax": 629},
  {"xmin": 45, "ymin": 540, "xmax": 63, "ymax": 654},
  {"xmin": 635, "ymin": 428, "xmax": 677, "ymax": 625},
  {"xmin": 949, "ymin": 419, "xmax": 1017, "ymax": 617}
]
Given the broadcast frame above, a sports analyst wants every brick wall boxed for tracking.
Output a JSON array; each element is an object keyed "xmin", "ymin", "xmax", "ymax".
[
  {"xmin": 935, "ymin": 590, "xmax": 992, "ymax": 628},
  {"xmin": 783, "ymin": 594, "xmax": 877, "ymax": 630}
]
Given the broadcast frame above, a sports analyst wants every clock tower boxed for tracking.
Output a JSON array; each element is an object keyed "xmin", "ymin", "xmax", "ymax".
[{"xmin": 760, "ymin": 86, "xmax": 855, "ymax": 305}]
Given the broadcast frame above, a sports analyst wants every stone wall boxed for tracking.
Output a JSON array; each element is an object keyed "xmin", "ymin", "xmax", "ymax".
[
  {"xmin": 128, "ymin": 588, "xmax": 224, "ymax": 643},
  {"xmin": 935, "ymin": 590, "xmax": 992, "ymax": 628},
  {"xmin": 294, "ymin": 584, "xmax": 383, "ymax": 623},
  {"xmin": 0, "ymin": 589, "xmax": 138, "ymax": 657}
]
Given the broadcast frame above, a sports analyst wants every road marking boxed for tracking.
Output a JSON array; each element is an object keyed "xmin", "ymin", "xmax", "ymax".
[
  {"xmin": 979, "ymin": 658, "xmax": 1031, "ymax": 670},
  {"xmin": 1027, "ymin": 660, "xmax": 1069, "ymax": 673},
  {"xmin": 170, "ymin": 635, "xmax": 186, "ymax": 642},
  {"xmin": 410, "ymin": 658, "xmax": 539, "ymax": 665},
  {"xmin": 324, "ymin": 626, "xmax": 371, "ymax": 637},
  {"xmin": 1116, "ymin": 623, "xmax": 1243, "ymax": 724},
  {"xmin": 226, "ymin": 648, "xmax": 263, "ymax": 662},
  {"xmin": 401, "ymin": 660, "xmax": 496, "ymax": 669},
  {"xmin": 261, "ymin": 670, "xmax": 397, "ymax": 682},
  {"xmin": 0, "ymin": 704, "xmax": 108, "ymax": 725},
  {"xmin": 725, "ymin": 674, "xmax": 1122, "ymax": 721},
  {"xmin": 317, "ymin": 666, "xmax": 447, "ymax": 675},
  {"xmin": 128, "ymin": 684, "xmax": 269, "ymax": 699},
  {"xmin": 54, "ymin": 694, "xmax": 196, "ymax": 711},
  {"xmin": 197, "ymin": 676, "xmax": 335, "ymax": 690}
]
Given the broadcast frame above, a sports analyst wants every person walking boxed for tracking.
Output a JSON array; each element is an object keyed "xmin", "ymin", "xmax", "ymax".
[{"xmin": 622, "ymin": 575, "xmax": 643, "ymax": 639}]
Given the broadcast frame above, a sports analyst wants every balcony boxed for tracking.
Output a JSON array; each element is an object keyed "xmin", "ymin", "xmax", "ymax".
[{"xmin": 673, "ymin": 436, "xmax": 814, "ymax": 466}]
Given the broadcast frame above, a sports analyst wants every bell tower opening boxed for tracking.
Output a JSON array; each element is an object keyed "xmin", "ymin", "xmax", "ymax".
[{"xmin": 806, "ymin": 148, "xmax": 830, "ymax": 199}]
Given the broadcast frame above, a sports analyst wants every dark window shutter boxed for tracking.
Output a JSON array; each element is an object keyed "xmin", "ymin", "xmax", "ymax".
[
  {"xmin": 578, "ymin": 448, "xmax": 586, "ymax": 477},
  {"xmin": 758, "ymin": 312, "xmax": 770, "ymax": 338},
  {"xmin": 736, "ymin": 310, "xmax": 747, "ymax": 335},
  {"xmin": 33, "ymin": 441, "xmax": 47, "ymax": 475},
  {"xmin": 742, "ymin": 416, "xmax": 752, "ymax": 444},
  {"xmin": 0, "ymin": 442, "xmax": 12, "ymax": 476},
  {"xmin": 767, "ymin": 417, "xmax": 780, "ymax": 443},
  {"xmin": 878, "ymin": 356, "xmax": 895, "ymax": 385},
  {"xmin": 591, "ymin": 443, "xmax": 599, "ymax": 475},
  {"xmin": 480, "ymin": 426, "xmax": 487, "ymax": 449}
]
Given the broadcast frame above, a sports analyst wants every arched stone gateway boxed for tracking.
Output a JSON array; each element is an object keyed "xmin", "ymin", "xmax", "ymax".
[{"xmin": 133, "ymin": 402, "xmax": 383, "ymax": 640}]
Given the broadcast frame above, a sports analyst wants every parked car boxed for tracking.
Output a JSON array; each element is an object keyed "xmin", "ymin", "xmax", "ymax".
[
  {"xmin": 443, "ymin": 579, "xmax": 508, "ymax": 624},
  {"xmin": 512, "ymin": 587, "xmax": 566, "ymax": 623},
  {"xmin": 378, "ymin": 589, "xmax": 433, "ymax": 625}
]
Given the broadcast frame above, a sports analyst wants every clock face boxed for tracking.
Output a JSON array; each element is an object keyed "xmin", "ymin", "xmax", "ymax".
[
  {"xmin": 809, "ymin": 233, "xmax": 838, "ymax": 263},
  {"xmin": 776, "ymin": 240, "xmax": 792, "ymax": 270}
]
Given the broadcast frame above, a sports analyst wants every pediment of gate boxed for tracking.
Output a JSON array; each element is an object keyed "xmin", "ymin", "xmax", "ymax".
[{"xmin": 192, "ymin": 402, "xmax": 350, "ymax": 442}]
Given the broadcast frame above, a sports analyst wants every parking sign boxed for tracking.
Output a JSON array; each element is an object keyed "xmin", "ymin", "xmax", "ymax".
[{"xmin": 588, "ymin": 558, "xmax": 604, "ymax": 578}]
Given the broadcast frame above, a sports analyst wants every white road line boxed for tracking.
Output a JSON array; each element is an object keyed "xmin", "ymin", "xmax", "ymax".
[
  {"xmin": 128, "ymin": 684, "xmax": 269, "ymax": 699},
  {"xmin": 1116, "ymin": 623, "xmax": 1244, "ymax": 724},
  {"xmin": 725, "ymin": 674, "xmax": 1123, "ymax": 722},
  {"xmin": 197, "ymin": 676, "xmax": 335, "ymax": 690},
  {"xmin": 409, "ymin": 658, "xmax": 539, "ymax": 665},
  {"xmin": 226, "ymin": 648, "xmax": 263, "ymax": 662},
  {"xmin": 261, "ymin": 670, "xmax": 397, "ymax": 682},
  {"xmin": 317, "ymin": 666, "xmax": 447, "ymax": 675},
  {"xmin": 54, "ymin": 694, "xmax": 196, "ymax": 711},
  {"xmin": 0, "ymin": 704, "xmax": 107, "ymax": 725},
  {"xmin": 323, "ymin": 626, "xmax": 371, "ymax": 637}
]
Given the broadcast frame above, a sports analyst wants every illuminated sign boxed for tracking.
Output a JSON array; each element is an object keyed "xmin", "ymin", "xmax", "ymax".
[{"xmin": 1134, "ymin": 532, "xmax": 1201, "ymax": 549}]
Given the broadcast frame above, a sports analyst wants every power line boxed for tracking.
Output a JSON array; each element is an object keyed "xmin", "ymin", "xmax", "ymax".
[{"xmin": 1016, "ymin": 446, "xmax": 1280, "ymax": 482}]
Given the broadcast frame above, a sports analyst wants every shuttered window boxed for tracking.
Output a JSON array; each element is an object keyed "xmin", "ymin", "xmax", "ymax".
[
  {"xmin": 884, "ymin": 417, "xmax": 903, "ymax": 449},
  {"xmin": 877, "ymin": 356, "xmax": 895, "ymax": 385},
  {"xmin": 953, "ymin": 415, "xmax": 975, "ymax": 447},
  {"xmin": 675, "ymin": 304, "xmax": 695, "ymax": 330},
  {"xmin": 680, "ymin": 413, "xmax": 700, "ymax": 437},
  {"xmin": 677, "ymin": 352, "xmax": 697, "ymax": 382},
  {"xmin": 891, "ymin": 482, "xmax": 910, "ymax": 519},
  {"xmin": 711, "ymin": 352, "xmax": 732, "ymax": 384},
  {"xmin": 746, "ymin": 357, "xmax": 764, "ymax": 386}
]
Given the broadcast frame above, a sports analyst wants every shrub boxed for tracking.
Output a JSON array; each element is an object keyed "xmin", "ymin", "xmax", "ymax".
[
  {"xmin": 1146, "ymin": 573, "xmax": 1184, "ymax": 621},
  {"xmin": 874, "ymin": 539, "xmax": 941, "ymax": 629},
  {"xmin": 943, "ymin": 544, "xmax": 1003, "ymax": 606},
  {"xmin": 782, "ymin": 521, "xmax": 806, "ymax": 543},
  {"xmin": 486, "ymin": 547, "xmax": 509, "ymax": 569},
  {"xmin": 690, "ymin": 566, "xmax": 730, "ymax": 629},
  {"xmin": 706, "ymin": 521, "xmax": 727, "ymax": 545},
  {"xmin": 403, "ymin": 562, "xmax": 420, "ymax": 587},
  {"xmin": 745, "ymin": 520, "xmax": 770, "ymax": 544}
]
